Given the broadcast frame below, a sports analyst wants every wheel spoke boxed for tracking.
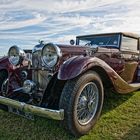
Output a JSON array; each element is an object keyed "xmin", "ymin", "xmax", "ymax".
[
  {"xmin": 78, "ymin": 110, "xmax": 86, "ymax": 120},
  {"xmin": 77, "ymin": 106, "xmax": 87, "ymax": 111}
]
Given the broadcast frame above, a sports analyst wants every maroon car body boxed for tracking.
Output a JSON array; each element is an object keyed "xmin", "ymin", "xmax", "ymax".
[{"xmin": 0, "ymin": 32, "xmax": 140, "ymax": 136}]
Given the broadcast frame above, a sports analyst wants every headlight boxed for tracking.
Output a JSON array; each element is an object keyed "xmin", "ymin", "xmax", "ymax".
[
  {"xmin": 8, "ymin": 45, "xmax": 25, "ymax": 66},
  {"xmin": 23, "ymin": 80, "xmax": 35, "ymax": 94},
  {"xmin": 41, "ymin": 43, "xmax": 62, "ymax": 68}
]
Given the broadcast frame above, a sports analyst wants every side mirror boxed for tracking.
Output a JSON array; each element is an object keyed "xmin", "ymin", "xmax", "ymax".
[{"xmin": 70, "ymin": 39, "xmax": 75, "ymax": 45}]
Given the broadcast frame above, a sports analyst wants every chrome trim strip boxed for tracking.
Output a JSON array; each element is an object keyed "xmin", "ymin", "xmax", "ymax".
[{"xmin": 0, "ymin": 96, "xmax": 64, "ymax": 120}]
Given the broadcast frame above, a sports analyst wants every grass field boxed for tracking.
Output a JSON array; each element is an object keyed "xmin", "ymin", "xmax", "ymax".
[{"xmin": 0, "ymin": 91, "xmax": 140, "ymax": 140}]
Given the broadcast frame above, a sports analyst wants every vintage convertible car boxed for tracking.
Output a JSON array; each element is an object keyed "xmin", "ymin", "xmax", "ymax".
[{"xmin": 0, "ymin": 32, "xmax": 140, "ymax": 136}]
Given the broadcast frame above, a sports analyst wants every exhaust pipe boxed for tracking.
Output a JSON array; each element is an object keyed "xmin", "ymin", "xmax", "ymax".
[{"xmin": 0, "ymin": 96, "xmax": 64, "ymax": 120}]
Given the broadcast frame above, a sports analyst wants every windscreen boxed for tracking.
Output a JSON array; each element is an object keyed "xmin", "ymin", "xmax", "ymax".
[{"xmin": 77, "ymin": 34, "xmax": 120, "ymax": 48}]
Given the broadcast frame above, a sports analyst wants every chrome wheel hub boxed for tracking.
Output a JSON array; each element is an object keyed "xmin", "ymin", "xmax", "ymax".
[
  {"xmin": 79, "ymin": 96, "xmax": 87, "ymax": 107},
  {"xmin": 88, "ymin": 99, "xmax": 95, "ymax": 112}
]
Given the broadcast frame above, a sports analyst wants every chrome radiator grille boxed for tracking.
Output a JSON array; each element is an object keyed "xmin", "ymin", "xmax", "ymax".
[
  {"xmin": 32, "ymin": 50, "xmax": 42, "ymax": 68},
  {"xmin": 32, "ymin": 51, "xmax": 49, "ymax": 90}
]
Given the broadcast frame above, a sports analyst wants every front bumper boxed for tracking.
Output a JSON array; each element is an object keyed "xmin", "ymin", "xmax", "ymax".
[{"xmin": 0, "ymin": 96, "xmax": 64, "ymax": 120}]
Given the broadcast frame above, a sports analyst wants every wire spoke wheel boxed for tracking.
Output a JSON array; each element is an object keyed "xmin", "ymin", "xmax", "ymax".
[
  {"xmin": 59, "ymin": 71, "xmax": 104, "ymax": 136},
  {"xmin": 76, "ymin": 82, "xmax": 99, "ymax": 125}
]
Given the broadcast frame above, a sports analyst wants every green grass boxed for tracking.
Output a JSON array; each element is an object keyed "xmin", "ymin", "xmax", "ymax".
[{"xmin": 0, "ymin": 91, "xmax": 140, "ymax": 140}]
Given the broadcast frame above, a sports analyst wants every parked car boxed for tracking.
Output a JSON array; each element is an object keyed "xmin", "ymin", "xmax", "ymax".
[{"xmin": 0, "ymin": 32, "xmax": 140, "ymax": 137}]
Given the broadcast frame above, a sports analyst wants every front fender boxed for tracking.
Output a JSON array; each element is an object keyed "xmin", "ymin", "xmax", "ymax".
[
  {"xmin": 58, "ymin": 56, "xmax": 140, "ymax": 94},
  {"xmin": 58, "ymin": 56, "xmax": 113, "ymax": 80}
]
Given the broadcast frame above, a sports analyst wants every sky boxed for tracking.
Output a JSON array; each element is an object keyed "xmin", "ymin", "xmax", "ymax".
[{"xmin": 0, "ymin": 0, "xmax": 140, "ymax": 55}]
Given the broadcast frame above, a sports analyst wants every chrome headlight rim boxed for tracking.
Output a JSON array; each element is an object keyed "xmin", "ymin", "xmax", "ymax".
[
  {"xmin": 41, "ymin": 43, "xmax": 62, "ymax": 68},
  {"xmin": 8, "ymin": 45, "xmax": 25, "ymax": 66}
]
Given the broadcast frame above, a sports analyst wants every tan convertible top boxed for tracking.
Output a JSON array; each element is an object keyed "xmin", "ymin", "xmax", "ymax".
[
  {"xmin": 77, "ymin": 32, "xmax": 140, "ymax": 39},
  {"xmin": 122, "ymin": 32, "xmax": 139, "ymax": 39}
]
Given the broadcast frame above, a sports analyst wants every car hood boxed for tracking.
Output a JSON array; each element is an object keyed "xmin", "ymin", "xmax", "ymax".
[{"xmin": 57, "ymin": 44, "xmax": 89, "ymax": 56}]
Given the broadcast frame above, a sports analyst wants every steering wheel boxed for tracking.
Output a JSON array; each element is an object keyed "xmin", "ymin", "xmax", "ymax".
[{"xmin": 85, "ymin": 42, "xmax": 92, "ymax": 46}]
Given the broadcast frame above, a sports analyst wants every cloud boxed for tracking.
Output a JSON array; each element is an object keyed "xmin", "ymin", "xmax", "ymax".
[
  {"xmin": 0, "ymin": 12, "xmax": 46, "ymax": 30},
  {"xmin": 0, "ymin": 0, "xmax": 140, "ymax": 55}
]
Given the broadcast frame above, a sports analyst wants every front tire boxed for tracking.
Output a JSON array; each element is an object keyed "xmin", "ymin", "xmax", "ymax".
[{"xmin": 59, "ymin": 71, "xmax": 104, "ymax": 137}]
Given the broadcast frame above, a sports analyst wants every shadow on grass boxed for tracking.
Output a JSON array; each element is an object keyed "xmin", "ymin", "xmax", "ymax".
[
  {"xmin": 102, "ymin": 90, "xmax": 133, "ymax": 114},
  {"xmin": 0, "ymin": 111, "xmax": 77, "ymax": 140},
  {"xmin": 34, "ymin": 117, "xmax": 77, "ymax": 140}
]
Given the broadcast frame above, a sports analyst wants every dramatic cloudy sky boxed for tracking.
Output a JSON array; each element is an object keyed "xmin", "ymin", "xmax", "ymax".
[{"xmin": 0, "ymin": 0, "xmax": 140, "ymax": 55}]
